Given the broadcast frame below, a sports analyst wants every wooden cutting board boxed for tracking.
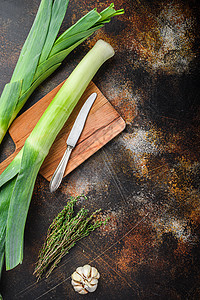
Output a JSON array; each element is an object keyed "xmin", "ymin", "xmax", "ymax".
[{"xmin": 0, "ymin": 81, "xmax": 126, "ymax": 181}]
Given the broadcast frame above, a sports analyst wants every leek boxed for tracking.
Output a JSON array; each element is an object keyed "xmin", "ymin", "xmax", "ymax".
[
  {"xmin": 0, "ymin": 39, "xmax": 114, "ymax": 274},
  {"xmin": 0, "ymin": 1, "xmax": 124, "ymax": 143}
]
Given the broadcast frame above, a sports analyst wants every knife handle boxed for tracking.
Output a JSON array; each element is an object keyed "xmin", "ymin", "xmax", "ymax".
[{"xmin": 49, "ymin": 145, "xmax": 73, "ymax": 192}]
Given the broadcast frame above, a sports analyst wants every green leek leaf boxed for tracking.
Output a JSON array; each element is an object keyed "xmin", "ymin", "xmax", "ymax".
[
  {"xmin": 54, "ymin": 9, "xmax": 101, "ymax": 45},
  {"xmin": 0, "ymin": 81, "xmax": 22, "ymax": 140},
  {"xmin": 49, "ymin": 25, "xmax": 103, "ymax": 56},
  {"xmin": 34, "ymin": 37, "xmax": 88, "ymax": 81},
  {"xmin": 39, "ymin": 0, "xmax": 69, "ymax": 64},
  {"xmin": 0, "ymin": 150, "xmax": 23, "ymax": 188},
  {"xmin": 11, "ymin": 63, "xmax": 62, "ymax": 122},
  {"xmin": 6, "ymin": 142, "xmax": 43, "ymax": 269},
  {"xmin": 0, "ymin": 178, "xmax": 16, "ymax": 277},
  {"xmin": 10, "ymin": 0, "xmax": 53, "ymax": 93}
]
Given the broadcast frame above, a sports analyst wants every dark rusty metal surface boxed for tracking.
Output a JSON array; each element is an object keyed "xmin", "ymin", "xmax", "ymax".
[{"xmin": 0, "ymin": 0, "xmax": 200, "ymax": 299}]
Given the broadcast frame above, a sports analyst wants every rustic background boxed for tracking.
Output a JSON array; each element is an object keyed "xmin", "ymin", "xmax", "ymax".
[{"xmin": 0, "ymin": 0, "xmax": 200, "ymax": 299}]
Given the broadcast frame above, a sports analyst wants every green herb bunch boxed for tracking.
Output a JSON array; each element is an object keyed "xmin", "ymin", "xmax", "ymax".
[{"xmin": 34, "ymin": 196, "xmax": 107, "ymax": 280}]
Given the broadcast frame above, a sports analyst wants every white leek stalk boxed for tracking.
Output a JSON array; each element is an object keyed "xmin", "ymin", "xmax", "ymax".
[{"xmin": 0, "ymin": 40, "xmax": 114, "ymax": 273}]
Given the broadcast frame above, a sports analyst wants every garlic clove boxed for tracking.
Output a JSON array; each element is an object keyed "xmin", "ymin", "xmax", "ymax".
[
  {"xmin": 71, "ymin": 279, "xmax": 81, "ymax": 287},
  {"xmin": 73, "ymin": 284, "xmax": 82, "ymax": 292},
  {"xmin": 76, "ymin": 266, "xmax": 83, "ymax": 274},
  {"xmin": 91, "ymin": 267, "xmax": 100, "ymax": 279},
  {"xmin": 88, "ymin": 278, "xmax": 98, "ymax": 285},
  {"xmin": 79, "ymin": 289, "xmax": 88, "ymax": 295},
  {"xmin": 71, "ymin": 272, "xmax": 83, "ymax": 283},
  {"xmin": 74, "ymin": 285, "xmax": 88, "ymax": 294},
  {"xmin": 82, "ymin": 264, "xmax": 91, "ymax": 278},
  {"xmin": 86, "ymin": 284, "xmax": 98, "ymax": 293}
]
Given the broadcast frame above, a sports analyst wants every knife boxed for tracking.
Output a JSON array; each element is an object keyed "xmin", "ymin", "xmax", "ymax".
[{"xmin": 49, "ymin": 92, "xmax": 97, "ymax": 192}]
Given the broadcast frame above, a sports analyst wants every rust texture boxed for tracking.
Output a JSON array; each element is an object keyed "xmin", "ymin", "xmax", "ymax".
[{"xmin": 0, "ymin": 0, "xmax": 200, "ymax": 299}]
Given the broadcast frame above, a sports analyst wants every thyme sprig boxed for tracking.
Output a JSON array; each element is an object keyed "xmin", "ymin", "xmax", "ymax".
[{"xmin": 34, "ymin": 196, "xmax": 107, "ymax": 280}]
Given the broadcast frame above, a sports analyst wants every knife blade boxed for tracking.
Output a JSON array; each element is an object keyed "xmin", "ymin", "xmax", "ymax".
[{"xmin": 49, "ymin": 92, "xmax": 97, "ymax": 192}]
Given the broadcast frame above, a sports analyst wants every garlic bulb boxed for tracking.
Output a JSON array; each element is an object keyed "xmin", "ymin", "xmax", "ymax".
[{"xmin": 71, "ymin": 264, "xmax": 100, "ymax": 294}]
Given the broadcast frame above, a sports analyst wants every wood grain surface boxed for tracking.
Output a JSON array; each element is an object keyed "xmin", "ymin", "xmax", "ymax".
[{"xmin": 0, "ymin": 81, "xmax": 126, "ymax": 181}]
